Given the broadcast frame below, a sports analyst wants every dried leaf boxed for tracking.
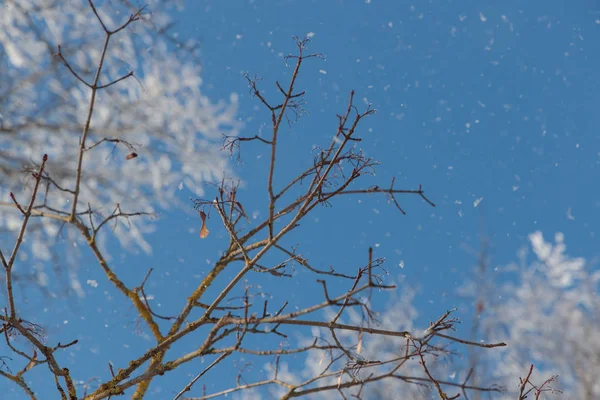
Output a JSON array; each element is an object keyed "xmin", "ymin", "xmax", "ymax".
[
  {"xmin": 126, "ymin": 152, "xmax": 138, "ymax": 160},
  {"xmin": 236, "ymin": 201, "xmax": 251, "ymax": 222},
  {"xmin": 21, "ymin": 350, "xmax": 37, "ymax": 375},
  {"xmin": 356, "ymin": 330, "xmax": 363, "ymax": 354},
  {"xmin": 199, "ymin": 211, "xmax": 209, "ymax": 239}
]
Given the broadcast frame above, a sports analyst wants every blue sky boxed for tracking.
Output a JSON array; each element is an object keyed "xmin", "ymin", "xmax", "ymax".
[
  {"xmin": 3, "ymin": 0, "xmax": 600, "ymax": 398},
  {"xmin": 153, "ymin": 0, "xmax": 599, "ymax": 395},
  {"xmin": 170, "ymin": 0, "xmax": 598, "ymax": 303}
]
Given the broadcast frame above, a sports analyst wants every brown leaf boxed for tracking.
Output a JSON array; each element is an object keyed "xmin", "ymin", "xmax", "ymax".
[
  {"xmin": 126, "ymin": 152, "xmax": 138, "ymax": 160},
  {"xmin": 19, "ymin": 350, "xmax": 37, "ymax": 377},
  {"xmin": 199, "ymin": 211, "xmax": 209, "ymax": 239},
  {"xmin": 236, "ymin": 201, "xmax": 251, "ymax": 222},
  {"xmin": 357, "ymin": 330, "xmax": 363, "ymax": 354}
]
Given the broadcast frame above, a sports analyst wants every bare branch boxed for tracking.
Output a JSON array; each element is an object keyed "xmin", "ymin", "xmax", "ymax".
[
  {"xmin": 173, "ymin": 352, "xmax": 232, "ymax": 400},
  {"xmin": 4, "ymin": 154, "xmax": 48, "ymax": 317}
]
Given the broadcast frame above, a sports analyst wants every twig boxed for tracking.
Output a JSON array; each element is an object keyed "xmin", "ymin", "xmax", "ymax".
[
  {"xmin": 173, "ymin": 352, "xmax": 232, "ymax": 400},
  {"xmin": 4, "ymin": 154, "xmax": 48, "ymax": 317}
]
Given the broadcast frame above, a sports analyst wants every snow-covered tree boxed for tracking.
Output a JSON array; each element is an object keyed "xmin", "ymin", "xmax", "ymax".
[
  {"xmin": 303, "ymin": 231, "xmax": 593, "ymax": 399},
  {"xmin": 461, "ymin": 231, "xmax": 596, "ymax": 399},
  {"xmin": 0, "ymin": 0, "xmax": 239, "ymax": 267}
]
